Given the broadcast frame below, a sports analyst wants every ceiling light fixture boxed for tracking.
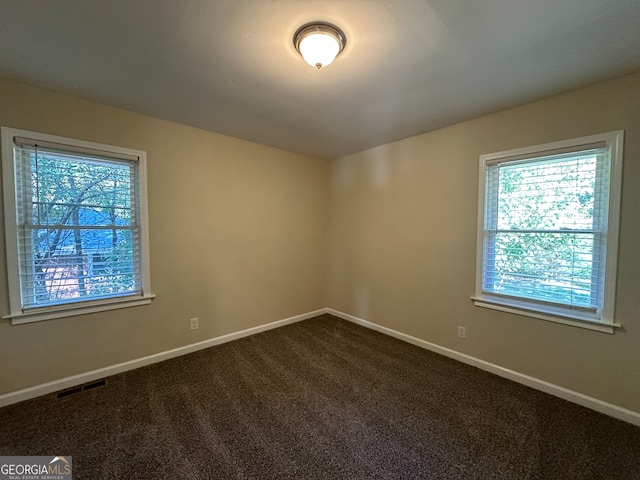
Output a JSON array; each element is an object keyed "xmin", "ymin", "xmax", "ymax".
[{"xmin": 294, "ymin": 22, "xmax": 346, "ymax": 69}]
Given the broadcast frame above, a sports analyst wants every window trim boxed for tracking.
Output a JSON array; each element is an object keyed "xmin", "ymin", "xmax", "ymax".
[
  {"xmin": 1, "ymin": 127, "xmax": 154, "ymax": 324},
  {"xmin": 472, "ymin": 131, "xmax": 624, "ymax": 333}
]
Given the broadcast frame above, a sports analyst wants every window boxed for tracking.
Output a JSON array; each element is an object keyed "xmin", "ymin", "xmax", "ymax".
[
  {"xmin": 2, "ymin": 127, "xmax": 153, "ymax": 324},
  {"xmin": 473, "ymin": 131, "xmax": 623, "ymax": 333}
]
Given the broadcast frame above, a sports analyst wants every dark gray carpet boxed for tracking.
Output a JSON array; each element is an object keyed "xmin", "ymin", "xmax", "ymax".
[{"xmin": 1, "ymin": 314, "xmax": 639, "ymax": 479}]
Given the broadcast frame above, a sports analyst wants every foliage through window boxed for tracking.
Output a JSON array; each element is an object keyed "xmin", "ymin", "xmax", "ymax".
[
  {"xmin": 2, "ymin": 128, "xmax": 153, "ymax": 324},
  {"xmin": 474, "ymin": 132, "xmax": 623, "ymax": 331}
]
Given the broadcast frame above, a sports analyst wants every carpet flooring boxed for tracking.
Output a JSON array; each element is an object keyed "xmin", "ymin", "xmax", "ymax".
[{"xmin": 1, "ymin": 314, "xmax": 639, "ymax": 479}]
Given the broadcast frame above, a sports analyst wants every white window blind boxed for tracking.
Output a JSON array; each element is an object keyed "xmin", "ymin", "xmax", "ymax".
[
  {"xmin": 14, "ymin": 141, "xmax": 141, "ymax": 308},
  {"xmin": 474, "ymin": 131, "xmax": 623, "ymax": 331},
  {"xmin": 2, "ymin": 127, "xmax": 153, "ymax": 323}
]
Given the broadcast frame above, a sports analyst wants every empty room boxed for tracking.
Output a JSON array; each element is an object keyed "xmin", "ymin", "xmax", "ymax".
[{"xmin": 1, "ymin": 1, "xmax": 639, "ymax": 479}]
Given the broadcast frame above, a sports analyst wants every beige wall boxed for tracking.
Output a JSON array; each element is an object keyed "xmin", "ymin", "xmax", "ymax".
[
  {"xmin": 0, "ymin": 77, "xmax": 329, "ymax": 394},
  {"xmin": 2, "ymin": 72, "xmax": 639, "ymax": 415},
  {"xmin": 328, "ymin": 73, "xmax": 640, "ymax": 413}
]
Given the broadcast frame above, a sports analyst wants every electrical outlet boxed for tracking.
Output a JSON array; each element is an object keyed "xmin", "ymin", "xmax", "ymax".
[
  {"xmin": 190, "ymin": 317, "xmax": 199, "ymax": 331},
  {"xmin": 457, "ymin": 326, "xmax": 466, "ymax": 339}
]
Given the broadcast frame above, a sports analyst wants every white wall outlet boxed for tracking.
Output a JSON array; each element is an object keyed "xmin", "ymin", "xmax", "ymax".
[
  {"xmin": 190, "ymin": 317, "xmax": 199, "ymax": 330},
  {"xmin": 458, "ymin": 326, "xmax": 466, "ymax": 339}
]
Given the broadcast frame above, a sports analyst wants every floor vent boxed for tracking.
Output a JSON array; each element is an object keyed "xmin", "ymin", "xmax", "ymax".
[
  {"xmin": 56, "ymin": 387, "xmax": 82, "ymax": 399},
  {"xmin": 82, "ymin": 379, "xmax": 106, "ymax": 391},
  {"xmin": 56, "ymin": 379, "xmax": 107, "ymax": 399}
]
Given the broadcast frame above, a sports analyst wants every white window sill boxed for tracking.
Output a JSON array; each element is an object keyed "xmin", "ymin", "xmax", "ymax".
[
  {"xmin": 470, "ymin": 296, "xmax": 620, "ymax": 334},
  {"xmin": 4, "ymin": 294, "xmax": 156, "ymax": 325}
]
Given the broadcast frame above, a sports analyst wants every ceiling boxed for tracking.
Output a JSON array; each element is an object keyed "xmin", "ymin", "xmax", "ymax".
[{"xmin": 1, "ymin": 1, "xmax": 640, "ymax": 160}]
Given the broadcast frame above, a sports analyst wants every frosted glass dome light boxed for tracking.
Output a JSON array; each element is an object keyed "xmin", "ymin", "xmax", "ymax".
[{"xmin": 294, "ymin": 23, "xmax": 345, "ymax": 69}]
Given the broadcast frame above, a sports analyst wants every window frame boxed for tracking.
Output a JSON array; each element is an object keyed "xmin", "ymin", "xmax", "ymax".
[
  {"xmin": 2, "ymin": 127, "xmax": 154, "ymax": 325},
  {"xmin": 472, "ymin": 131, "xmax": 624, "ymax": 334}
]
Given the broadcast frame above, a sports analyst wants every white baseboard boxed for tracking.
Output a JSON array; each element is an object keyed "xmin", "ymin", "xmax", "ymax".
[
  {"xmin": 327, "ymin": 308, "xmax": 640, "ymax": 428},
  {"xmin": 0, "ymin": 309, "xmax": 327, "ymax": 408},
  {"xmin": 3, "ymin": 307, "xmax": 639, "ymax": 428}
]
